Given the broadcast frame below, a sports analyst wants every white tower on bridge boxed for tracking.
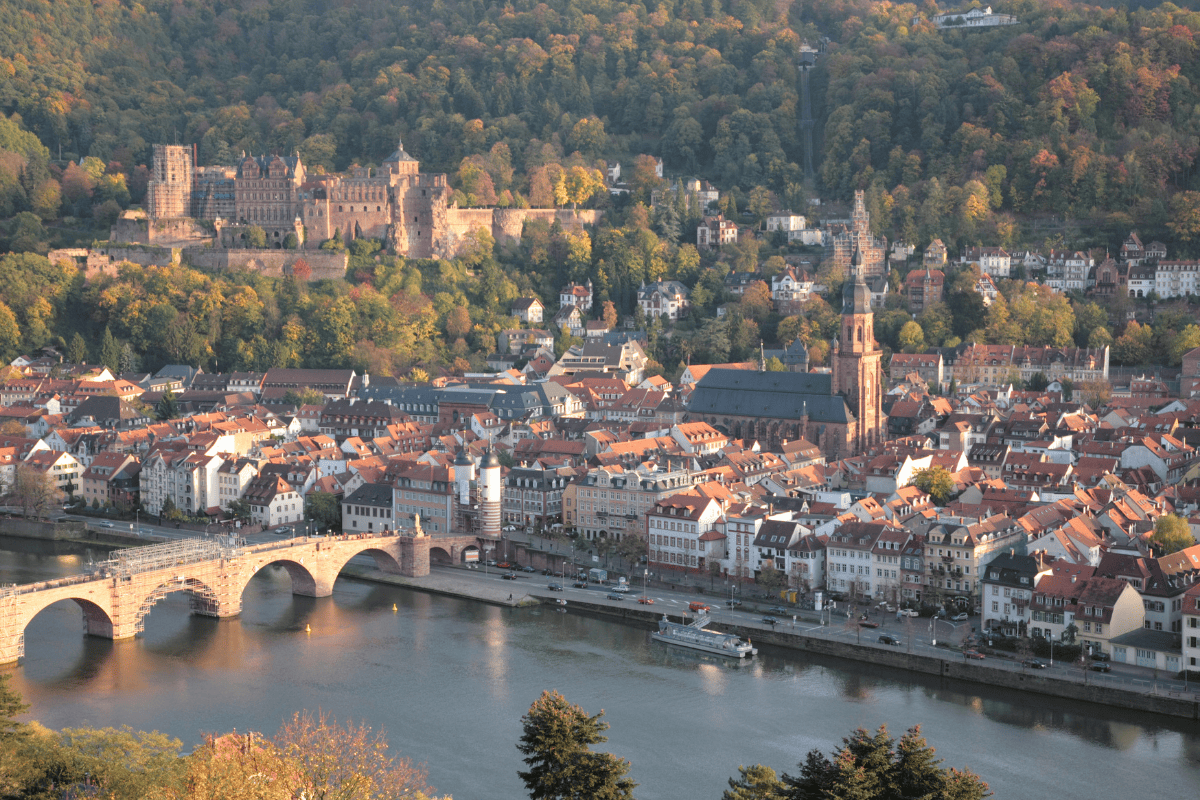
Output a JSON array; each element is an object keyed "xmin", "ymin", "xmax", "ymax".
[{"xmin": 479, "ymin": 447, "xmax": 502, "ymax": 540}]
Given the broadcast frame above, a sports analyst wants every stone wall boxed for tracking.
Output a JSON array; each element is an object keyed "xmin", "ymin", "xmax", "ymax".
[
  {"xmin": 440, "ymin": 207, "xmax": 603, "ymax": 256},
  {"xmin": 183, "ymin": 248, "xmax": 348, "ymax": 281},
  {"xmin": 95, "ymin": 244, "xmax": 180, "ymax": 268},
  {"xmin": 0, "ymin": 518, "xmax": 87, "ymax": 541}
]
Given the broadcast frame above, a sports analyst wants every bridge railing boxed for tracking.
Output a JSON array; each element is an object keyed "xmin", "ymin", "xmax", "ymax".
[
  {"xmin": 244, "ymin": 530, "xmax": 405, "ymax": 555},
  {"xmin": 0, "ymin": 571, "xmax": 106, "ymax": 598}
]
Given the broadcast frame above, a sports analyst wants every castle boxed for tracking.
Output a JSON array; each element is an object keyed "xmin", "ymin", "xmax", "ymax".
[{"xmin": 143, "ymin": 143, "xmax": 599, "ymax": 258}]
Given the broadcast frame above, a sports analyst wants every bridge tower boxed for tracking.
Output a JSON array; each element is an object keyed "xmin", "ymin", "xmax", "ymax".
[
  {"xmin": 480, "ymin": 448, "xmax": 502, "ymax": 540},
  {"xmin": 455, "ymin": 448, "xmax": 474, "ymax": 505}
]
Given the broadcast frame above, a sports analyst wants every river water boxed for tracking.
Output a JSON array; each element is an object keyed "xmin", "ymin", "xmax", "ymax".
[{"xmin": 2, "ymin": 540, "xmax": 1199, "ymax": 799}]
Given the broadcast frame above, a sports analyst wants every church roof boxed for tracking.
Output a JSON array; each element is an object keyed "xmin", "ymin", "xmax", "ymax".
[{"xmin": 688, "ymin": 369, "xmax": 852, "ymax": 424}]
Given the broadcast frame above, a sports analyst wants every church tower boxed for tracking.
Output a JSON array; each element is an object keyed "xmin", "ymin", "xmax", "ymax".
[{"xmin": 836, "ymin": 246, "xmax": 884, "ymax": 454}]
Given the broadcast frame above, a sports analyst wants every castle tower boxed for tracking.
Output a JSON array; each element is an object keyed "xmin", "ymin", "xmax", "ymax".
[
  {"xmin": 836, "ymin": 246, "xmax": 884, "ymax": 454},
  {"xmin": 146, "ymin": 144, "xmax": 194, "ymax": 220},
  {"xmin": 479, "ymin": 447, "xmax": 502, "ymax": 540}
]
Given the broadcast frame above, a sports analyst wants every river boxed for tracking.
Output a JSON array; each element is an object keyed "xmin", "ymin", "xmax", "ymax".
[{"xmin": 2, "ymin": 539, "xmax": 1198, "ymax": 799}]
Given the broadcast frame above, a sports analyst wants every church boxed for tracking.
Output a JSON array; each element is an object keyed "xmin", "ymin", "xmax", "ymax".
[{"xmin": 686, "ymin": 247, "xmax": 885, "ymax": 459}]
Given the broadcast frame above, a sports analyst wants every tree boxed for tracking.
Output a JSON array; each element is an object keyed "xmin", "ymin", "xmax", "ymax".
[
  {"xmin": 283, "ymin": 388, "xmax": 326, "ymax": 406},
  {"xmin": 516, "ymin": 690, "xmax": 636, "ymax": 800},
  {"xmin": 898, "ymin": 321, "xmax": 925, "ymax": 353},
  {"xmin": 67, "ymin": 331, "xmax": 89, "ymax": 364},
  {"xmin": 1151, "ymin": 514, "xmax": 1194, "ymax": 555},
  {"xmin": 722, "ymin": 764, "xmax": 785, "ymax": 800},
  {"xmin": 757, "ymin": 564, "xmax": 785, "ymax": 593},
  {"xmin": 910, "ymin": 466, "xmax": 955, "ymax": 506},
  {"xmin": 1078, "ymin": 378, "xmax": 1112, "ymax": 409},
  {"xmin": 100, "ymin": 325, "xmax": 121, "ymax": 371},
  {"xmin": 446, "ymin": 306, "xmax": 472, "ymax": 340},
  {"xmin": 8, "ymin": 463, "xmax": 63, "ymax": 520},
  {"xmin": 0, "ymin": 301, "xmax": 20, "ymax": 364},
  {"xmin": 156, "ymin": 389, "xmax": 179, "ymax": 421},
  {"xmin": 741, "ymin": 281, "xmax": 773, "ymax": 323},
  {"xmin": 273, "ymin": 710, "xmax": 433, "ymax": 800},
  {"xmin": 601, "ymin": 300, "xmax": 618, "ymax": 330},
  {"xmin": 246, "ymin": 225, "xmax": 268, "ymax": 248}
]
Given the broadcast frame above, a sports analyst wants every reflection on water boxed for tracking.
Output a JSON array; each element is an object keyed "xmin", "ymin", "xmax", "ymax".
[{"xmin": 3, "ymin": 545, "xmax": 1200, "ymax": 800}]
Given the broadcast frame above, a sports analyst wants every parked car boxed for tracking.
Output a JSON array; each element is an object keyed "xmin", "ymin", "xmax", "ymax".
[
  {"xmin": 768, "ymin": 606, "xmax": 789, "ymax": 615},
  {"xmin": 485, "ymin": 559, "xmax": 497, "ymax": 567},
  {"xmin": 501, "ymin": 572, "xmax": 517, "ymax": 580},
  {"xmin": 637, "ymin": 596, "xmax": 654, "ymax": 605},
  {"xmin": 572, "ymin": 581, "xmax": 588, "ymax": 589},
  {"xmin": 688, "ymin": 602, "xmax": 710, "ymax": 613},
  {"xmin": 1091, "ymin": 651, "xmax": 1110, "ymax": 662},
  {"xmin": 878, "ymin": 634, "xmax": 901, "ymax": 646},
  {"xmin": 606, "ymin": 592, "xmax": 624, "ymax": 601},
  {"xmin": 898, "ymin": 608, "xmax": 919, "ymax": 617},
  {"xmin": 950, "ymin": 612, "xmax": 969, "ymax": 622},
  {"xmin": 858, "ymin": 620, "xmax": 879, "ymax": 628},
  {"xmin": 963, "ymin": 649, "xmax": 985, "ymax": 660},
  {"xmin": 761, "ymin": 616, "xmax": 779, "ymax": 625},
  {"xmin": 541, "ymin": 568, "xmax": 553, "ymax": 576},
  {"xmin": 1022, "ymin": 659, "xmax": 1048, "ymax": 669},
  {"xmin": 547, "ymin": 583, "xmax": 563, "ymax": 591},
  {"xmin": 497, "ymin": 562, "xmax": 513, "ymax": 569},
  {"xmin": 522, "ymin": 566, "xmax": 536, "ymax": 573},
  {"xmin": 1091, "ymin": 662, "xmax": 1112, "ymax": 673},
  {"xmin": 725, "ymin": 599, "xmax": 742, "ymax": 607},
  {"xmin": 272, "ymin": 526, "xmax": 291, "ymax": 535}
]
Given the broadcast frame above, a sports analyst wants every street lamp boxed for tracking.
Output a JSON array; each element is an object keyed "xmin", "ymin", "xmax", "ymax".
[{"xmin": 643, "ymin": 568, "xmax": 648, "ymax": 602}]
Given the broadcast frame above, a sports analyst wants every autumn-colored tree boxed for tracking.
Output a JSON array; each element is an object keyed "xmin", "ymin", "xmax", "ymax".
[
  {"xmin": 290, "ymin": 258, "xmax": 312, "ymax": 281},
  {"xmin": 601, "ymin": 300, "xmax": 618, "ymax": 330},
  {"xmin": 1151, "ymin": 514, "xmax": 1194, "ymax": 555},
  {"xmin": 274, "ymin": 710, "xmax": 435, "ymax": 800},
  {"xmin": 741, "ymin": 281, "xmax": 772, "ymax": 323},
  {"xmin": 446, "ymin": 306, "xmax": 472, "ymax": 340}
]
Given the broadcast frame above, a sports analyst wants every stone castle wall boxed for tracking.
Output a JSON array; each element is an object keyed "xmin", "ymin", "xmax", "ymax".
[
  {"xmin": 183, "ymin": 248, "xmax": 347, "ymax": 281},
  {"xmin": 440, "ymin": 208, "xmax": 603, "ymax": 255}
]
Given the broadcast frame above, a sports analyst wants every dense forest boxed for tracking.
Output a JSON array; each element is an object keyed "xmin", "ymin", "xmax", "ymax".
[{"xmin": 3, "ymin": 0, "xmax": 1200, "ymax": 378}]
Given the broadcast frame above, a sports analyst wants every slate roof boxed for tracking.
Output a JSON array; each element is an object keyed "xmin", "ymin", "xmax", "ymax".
[{"xmin": 688, "ymin": 368, "xmax": 852, "ymax": 424}]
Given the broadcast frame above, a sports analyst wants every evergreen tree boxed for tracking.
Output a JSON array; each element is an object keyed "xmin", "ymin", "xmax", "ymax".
[
  {"xmin": 119, "ymin": 342, "xmax": 139, "ymax": 373},
  {"xmin": 891, "ymin": 726, "xmax": 946, "ymax": 799},
  {"xmin": 781, "ymin": 749, "xmax": 832, "ymax": 800},
  {"xmin": 723, "ymin": 764, "xmax": 786, "ymax": 800},
  {"xmin": 67, "ymin": 331, "xmax": 88, "ymax": 364},
  {"xmin": 99, "ymin": 325, "xmax": 121, "ymax": 372},
  {"xmin": 516, "ymin": 690, "xmax": 636, "ymax": 800},
  {"xmin": 655, "ymin": 201, "xmax": 681, "ymax": 243},
  {"xmin": 156, "ymin": 389, "xmax": 179, "ymax": 421}
]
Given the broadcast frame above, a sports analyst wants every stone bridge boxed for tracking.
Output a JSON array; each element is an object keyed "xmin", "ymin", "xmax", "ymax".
[{"xmin": 0, "ymin": 531, "xmax": 435, "ymax": 665}]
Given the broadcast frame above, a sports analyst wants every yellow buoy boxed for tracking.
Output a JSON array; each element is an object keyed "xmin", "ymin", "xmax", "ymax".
[
  {"xmin": 305, "ymin": 624, "xmax": 311, "ymax": 633},
  {"xmin": 393, "ymin": 604, "xmax": 397, "ymax": 612}
]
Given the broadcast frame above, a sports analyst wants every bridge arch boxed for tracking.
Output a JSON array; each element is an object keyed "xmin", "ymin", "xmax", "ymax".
[
  {"xmin": 18, "ymin": 595, "xmax": 116, "ymax": 648},
  {"xmin": 333, "ymin": 547, "xmax": 404, "ymax": 578},
  {"xmin": 429, "ymin": 546, "xmax": 454, "ymax": 566},
  {"xmin": 241, "ymin": 559, "xmax": 321, "ymax": 598},
  {"xmin": 134, "ymin": 577, "xmax": 223, "ymax": 632}
]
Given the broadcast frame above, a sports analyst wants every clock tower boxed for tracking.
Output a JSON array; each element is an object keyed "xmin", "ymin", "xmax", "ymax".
[{"xmin": 833, "ymin": 246, "xmax": 885, "ymax": 454}]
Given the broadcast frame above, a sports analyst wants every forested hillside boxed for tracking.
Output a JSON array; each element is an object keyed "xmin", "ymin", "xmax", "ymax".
[
  {"xmin": 3, "ymin": 1, "xmax": 1200, "ymax": 242},
  {"xmin": 2, "ymin": 1, "xmax": 1200, "ymax": 378}
]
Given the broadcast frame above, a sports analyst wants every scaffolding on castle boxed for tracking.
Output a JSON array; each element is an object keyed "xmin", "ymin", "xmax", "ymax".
[{"xmin": 86, "ymin": 537, "xmax": 245, "ymax": 579}]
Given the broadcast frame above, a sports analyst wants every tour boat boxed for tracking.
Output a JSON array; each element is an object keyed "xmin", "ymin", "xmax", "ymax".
[{"xmin": 650, "ymin": 614, "xmax": 757, "ymax": 658}]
